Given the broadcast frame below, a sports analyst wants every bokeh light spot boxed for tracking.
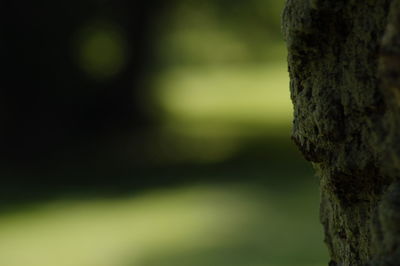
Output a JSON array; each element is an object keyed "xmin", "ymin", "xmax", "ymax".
[{"xmin": 75, "ymin": 22, "xmax": 128, "ymax": 80}]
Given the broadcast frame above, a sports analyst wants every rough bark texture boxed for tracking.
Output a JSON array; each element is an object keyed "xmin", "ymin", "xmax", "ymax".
[{"xmin": 283, "ymin": 0, "xmax": 400, "ymax": 265}]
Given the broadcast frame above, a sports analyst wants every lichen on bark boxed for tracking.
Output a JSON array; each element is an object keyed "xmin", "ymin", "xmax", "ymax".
[{"xmin": 283, "ymin": 0, "xmax": 400, "ymax": 265}]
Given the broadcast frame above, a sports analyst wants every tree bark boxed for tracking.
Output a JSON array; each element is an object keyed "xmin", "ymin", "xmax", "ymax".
[{"xmin": 283, "ymin": 0, "xmax": 400, "ymax": 265}]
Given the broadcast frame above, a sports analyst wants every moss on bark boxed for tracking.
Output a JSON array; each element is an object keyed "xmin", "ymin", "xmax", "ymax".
[{"xmin": 283, "ymin": 0, "xmax": 400, "ymax": 264}]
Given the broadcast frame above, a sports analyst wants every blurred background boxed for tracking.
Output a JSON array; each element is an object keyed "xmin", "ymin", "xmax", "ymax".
[{"xmin": 0, "ymin": 1, "xmax": 328, "ymax": 265}]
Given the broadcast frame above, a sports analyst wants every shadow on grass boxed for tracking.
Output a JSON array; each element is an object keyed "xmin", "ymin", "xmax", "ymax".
[{"xmin": 0, "ymin": 135, "xmax": 311, "ymax": 211}]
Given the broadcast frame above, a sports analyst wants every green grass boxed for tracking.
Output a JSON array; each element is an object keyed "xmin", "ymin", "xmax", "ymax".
[
  {"xmin": 155, "ymin": 63, "xmax": 291, "ymax": 129},
  {"xmin": 0, "ymin": 181, "xmax": 328, "ymax": 266},
  {"xmin": 148, "ymin": 62, "xmax": 293, "ymax": 163}
]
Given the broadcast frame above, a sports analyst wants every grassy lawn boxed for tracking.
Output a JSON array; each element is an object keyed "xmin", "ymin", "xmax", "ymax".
[
  {"xmin": 154, "ymin": 62, "xmax": 291, "ymax": 131},
  {"xmin": 0, "ymin": 181, "xmax": 327, "ymax": 266},
  {"xmin": 147, "ymin": 62, "xmax": 293, "ymax": 163}
]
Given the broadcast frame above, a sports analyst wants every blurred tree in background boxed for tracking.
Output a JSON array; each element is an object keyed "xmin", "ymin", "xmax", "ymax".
[
  {"xmin": 2, "ymin": 1, "xmax": 163, "ymax": 160},
  {"xmin": 2, "ymin": 0, "xmax": 168, "ymax": 190}
]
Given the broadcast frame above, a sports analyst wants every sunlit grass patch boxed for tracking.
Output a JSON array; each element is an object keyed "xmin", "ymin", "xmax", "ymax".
[
  {"xmin": 0, "ymin": 183, "xmax": 327, "ymax": 266},
  {"xmin": 149, "ymin": 63, "xmax": 292, "ymax": 163},
  {"xmin": 154, "ymin": 63, "xmax": 291, "ymax": 130}
]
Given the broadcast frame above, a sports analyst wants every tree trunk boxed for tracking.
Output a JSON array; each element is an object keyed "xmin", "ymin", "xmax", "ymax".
[{"xmin": 283, "ymin": 0, "xmax": 400, "ymax": 265}]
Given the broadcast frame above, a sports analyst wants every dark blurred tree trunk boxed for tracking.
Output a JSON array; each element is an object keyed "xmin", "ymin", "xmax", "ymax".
[
  {"xmin": 1, "ymin": 1, "xmax": 164, "ymax": 163},
  {"xmin": 0, "ymin": 1, "xmax": 168, "ymax": 186},
  {"xmin": 283, "ymin": 0, "xmax": 400, "ymax": 265}
]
